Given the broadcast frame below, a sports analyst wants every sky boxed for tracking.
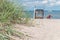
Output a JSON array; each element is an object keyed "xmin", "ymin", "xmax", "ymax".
[{"xmin": 11, "ymin": 0, "xmax": 60, "ymax": 11}]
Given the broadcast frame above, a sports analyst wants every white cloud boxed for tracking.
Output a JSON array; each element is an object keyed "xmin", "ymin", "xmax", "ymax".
[
  {"xmin": 22, "ymin": 0, "xmax": 60, "ymax": 7},
  {"xmin": 56, "ymin": 1, "xmax": 60, "ymax": 5},
  {"xmin": 48, "ymin": 0, "xmax": 56, "ymax": 6},
  {"xmin": 22, "ymin": 0, "xmax": 48, "ymax": 7},
  {"xmin": 33, "ymin": 1, "xmax": 41, "ymax": 5},
  {"xmin": 49, "ymin": 3, "xmax": 55, "ymax": 6},
  {"xmin": 49, "ymin": 0, "xmax": 56, "ymax": 2},
  {"xmin": 22, "ymin": 1, "xmax": 41, "ymax": 7},
  {"xmin": 42, "ymin": 0, "xmax": 48, "ymax": 4},
  {"xmin": 24, "ymin": 0, "xmax": 29, "ymax": 1}
]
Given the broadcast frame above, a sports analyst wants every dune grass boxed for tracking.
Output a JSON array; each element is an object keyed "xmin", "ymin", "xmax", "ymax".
[{"xmin": 0, "ymin": 0, "xmax": 30, "ymax": 40}]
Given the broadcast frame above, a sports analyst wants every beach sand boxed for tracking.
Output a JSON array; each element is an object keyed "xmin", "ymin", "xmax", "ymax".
[{"xmin": 14, "ymin": 19, "xmax": 60, "ymax": 40}]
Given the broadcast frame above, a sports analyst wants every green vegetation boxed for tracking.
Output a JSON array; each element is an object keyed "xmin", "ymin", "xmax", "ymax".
[{"xmin": 0, "ymin": 0, "xmax": 30, "ymax": 40}]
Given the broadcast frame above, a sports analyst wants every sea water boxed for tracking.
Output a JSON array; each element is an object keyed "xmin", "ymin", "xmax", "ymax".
[
  {"xmin": 25, "ymin": 10, "xmax": 60, "ymax": 19},
  {"xmin": 44, "ymin": 10, "xmax": 60, "ymax": 19}
]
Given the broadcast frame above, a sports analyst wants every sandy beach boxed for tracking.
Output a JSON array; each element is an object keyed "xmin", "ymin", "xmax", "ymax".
[{"xmin": 14, "ymin": 19, "xmax": 60, "ymax": 40}]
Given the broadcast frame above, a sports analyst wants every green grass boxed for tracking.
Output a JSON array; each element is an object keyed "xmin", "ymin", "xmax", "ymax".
[{"xmin": 0, "ymin": 0, "xmax": 30, "ymax": 40}]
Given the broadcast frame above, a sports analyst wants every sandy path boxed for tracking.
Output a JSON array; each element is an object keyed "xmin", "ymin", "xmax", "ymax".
[{"xmin": 15, "ymin": 19, "xmax": 60, "ymax": 40}]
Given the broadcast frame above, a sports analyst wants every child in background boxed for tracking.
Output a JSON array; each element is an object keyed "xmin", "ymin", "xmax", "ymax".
[{"xmin": 47, "ymin": 14, "xmax": 52, "ymax": 19}]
